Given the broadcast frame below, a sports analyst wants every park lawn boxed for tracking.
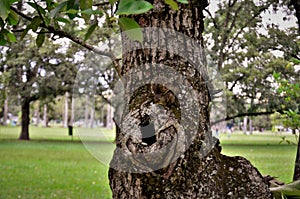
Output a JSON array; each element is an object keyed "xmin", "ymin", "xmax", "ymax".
[
  {"xmin": 0, "ymin": 140, "xmax": 113, "ymax": 199},
  {"xmin": 220, "ymin": 133, "xmax": 298, "ymax": 183},
  {"xmin": 0, "ymin": 126, "xmax": 298, "ymax": 198}
]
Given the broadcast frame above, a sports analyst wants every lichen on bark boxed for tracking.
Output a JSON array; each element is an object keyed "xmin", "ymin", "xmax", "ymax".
[{"xmin": 109, "ymin": 0, "xmax": 271, "ymax": 198}]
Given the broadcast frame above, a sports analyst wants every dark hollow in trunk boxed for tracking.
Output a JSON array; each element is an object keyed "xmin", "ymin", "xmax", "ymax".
[
  {"xmin": 109, "ymin": 0, "xmax": 271, "ymax": 198},
  {"xmin": 19, "ymin": 100, "xmax": 30, "ymax": 140}
]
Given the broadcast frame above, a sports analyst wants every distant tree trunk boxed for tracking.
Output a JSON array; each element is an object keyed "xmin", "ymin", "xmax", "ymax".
[
  {"xmin": 69, "ymin": 96, "xmax": 74, "ymax": 126},
  {"xmin": 64, "ymin": 92, "xmax": 69, "ymax": 128},
  {"xmin": 3, "ymin": 97, "xmax": 8, "ymax": 126},
  {"xmin": 108, "ymin": 0, "xmax": 271, "ymax": 198},
  {"xmin": 43, "ymin": 104, "xmax": 48, "ymax": 127},
  {"xmin": 19, "ymin": 99, "xmax": 30, "ymax": 140},
  {"xmin": 89, "ymin": 106, "xmax": 95, "ymax": 128},
  {"xmin": 243, "ymin": 116, "xmax": 248, "ymax": 134},
  {"xmin": 106, "ymin": 104, "xmax": 113, "ymax": 129},
  {"xmin": 294, "ymin": 137, "xmax": 300, "ymax": 181},
  {"xmin": 35, "ymin": 106, "xmax": 40, "ymax": 127},
  {"xmin": 249, "ymin": 118, "xmax": 253, "ymax": 134},
  {"xmin": 85, "ymin": 95, "xmax": 89, "ymax": 128},
  {"xmin": 101, "ymin": 106, "xmax": 104, "ymax": 127}
]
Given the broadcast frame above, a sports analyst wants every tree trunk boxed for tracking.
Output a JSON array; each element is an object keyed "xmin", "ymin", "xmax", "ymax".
[
  {"xmin": 69, "ymin": 96, "xmax": 74, "ymax": 126},
  {"xmin": 106, "ymin": 104, "xmax": 113, "ymax": 129},
  {"xmin": 34, "ymin": 104, "xmax": 40, "ymax": 127},
  {"xmin": 89, "ymin": 106, "xmax": 95, "ymax": 128},
  {"xmin": 243, "ymin": 116, "xmax": 248, "ymax": 134},
  {"xmin": 294, "ymin": 135, "xmax": 300, "ymax": 181},
  {"xmin": 249, "ymin": 118, "xmax": 253, "ymax": 134},
  {"xmin": 108, "ymin": 1, "xmax": 271, "ymax": 198},
  {"xmin": 19, "ymin": 100, "xmax": 30, "ymax": 140},
  {"xmin": 43, "ymin": 104, "xmax": 48, "ymax": 127},
  {"xmin": 64, "ymin": 92, "xmax": 69, "ymax": 128},
  {"xmin": 3, "ymin": 97, "xmax": 8, "ymax": 126},
  {"xmin": 84, "ymin": 95, "xmax": 89, "ymax": 128}
]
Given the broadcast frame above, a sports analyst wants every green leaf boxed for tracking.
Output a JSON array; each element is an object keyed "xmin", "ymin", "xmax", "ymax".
[
  {"xmin": 66, "ymin": 0, "xmax": 79, "ymax": 19},
  {"xmin": 291, "ymin": 58, "xmax": 300, "ymax": 65},
  {"xmin": 270, "ymin": 180, "xmax": 300, "ymax": 198},
  {"xmin": 50, "ymin": 1, "xmax": 67, "ymax": 18},
  {"xmin": 29, "ymin": 16, "xmax": 42, "ymax": 32},
  {"xmin": 65, "ymin": 9, "xmax": 78, "ymax": 15},
  {"xmin": 55, "ymin": 17, "xmax": 70, "ymax": 23},
  {"xmin": 6, "ymin": 31, "xmax": 16, "ymax": 42},
  {"xmin": 118, "ymin": 17, "xmax": 143, "ymax": 42},
  {"xmin": 0, "ymin": 0, "xmax": 18, "ymax": 20},
  {"xmin": 2, "ymin": 29, "xmax": 16, "ymax": 42},
  {"xmin": 116, "ymin": 0, "xmax": 153, "ymax": 15},
  {"xmin": 79, "ymin": 0, "xmax": 93, "ymax": 10},
  {"xmin": 0, "ymin": 18, "xmax": 4, "ymax": 28},
  {"xmin": 36, "ymin": 33, "xmax": 45, "ymax": 47},
  {"xmin": 176, "ymin": 0, "xmax": 188, "ymax": 4},
  {"xmin": 164, "ymin": 0, "xmax": 179, "ymax": 10},
  {"xmin": 27, "ymin": 2, "xmax": 46, "ymax": 15},
  {"xmin": 109, "ymin": 0, "xmax": 118, "ymax": 5},
  {"xmin": 7, "ymin": 10, "xmax": 19, "ymax": 25},
  {"xmin": 81, "ymin": 8, "xmax": 102, "ymax": 15},
  {"xmin": 0, "ymin": 34, "xmax": 7, "ymax": 46},
  {"xmin": 0, "ymin": 0, "xmax": 11, "ymax": 20},
  {"xmin": 79, "ymin": 0, "xmax": 94, "ymax": 23},
  {"xmin": 67, "ymin": 0, "xmax": 76, "ymax": 10},
  {"xmin": 84, "ymin": 23, "xmax": 97, "ymax": 41},
  {"xmin": 20, "ymin": 26, "xmax": 30, "ymax": 40}
]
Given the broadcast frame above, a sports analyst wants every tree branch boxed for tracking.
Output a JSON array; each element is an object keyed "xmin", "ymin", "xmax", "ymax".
[
  {"xmin": 227, "ymin": 4, "xmax": 270, "ymax": 51},
  {"xmin": 204, "ymin": 8, "xmax": 219, "ymax": 29},
  {"xmin": 33, "ymin": 0, "xmax": 46, "ymax": 26},
  {"xmin": 93, "ymin": 2, "xmax": 110, "ymax": 7},
  {"xmin": 229, "ymin": 74, "xmax": 245, "ymax": 91},
  {"xmin": 211, "ymin": 109, "xmax": 285, "ymax": 125},
  {"xmin": 10, "ymin": 6, "xmax": 122, "ymax": 76}
]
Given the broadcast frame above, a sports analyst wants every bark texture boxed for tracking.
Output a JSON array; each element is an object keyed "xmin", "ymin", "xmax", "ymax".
[{"xmin": 109, "ymin": 0, "xmax": 271, "ymax": 198}]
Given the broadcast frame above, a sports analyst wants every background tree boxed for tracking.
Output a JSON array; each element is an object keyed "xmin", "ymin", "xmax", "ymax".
[
  {"xmin": 204, "ymin": 0, "xmax": 299, "ymax": 124},
  {"xmin": 274, "ymin": 65, "xmax": 300, "ymax": 180},
  {"xmin": 3, "ymin": 36, "xmax": 76, "ymax": 139}
]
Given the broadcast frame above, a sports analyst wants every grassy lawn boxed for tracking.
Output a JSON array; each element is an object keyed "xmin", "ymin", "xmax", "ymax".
[
  {"xmin": 0, "ymin": 126, "xmax": 113, "ymax": 199},
  {"xmin": 220, "ymin": 133, "xmax": 297, "ymax": 183},
  {"xmin": 0, "ymin": 126, "xmax": 298, "ymax": 198}
]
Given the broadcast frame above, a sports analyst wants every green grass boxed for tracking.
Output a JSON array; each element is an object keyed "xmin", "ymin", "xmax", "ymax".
[
  {"xmin": 220, "ymin": 133, "xmax": 297, "ymax": 183},
  {"xmin": 0, "ymin": 126, "xmax": 113, "ymax": 199},
  {"xmin": 0, "ymin": 126, "xmax": 298, "ymax": 198}
]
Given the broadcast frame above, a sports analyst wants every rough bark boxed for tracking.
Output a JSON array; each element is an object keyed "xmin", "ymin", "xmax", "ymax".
[
  {"xmin": 109, "ymin": 0, "xmax": 271, "ymax": 198},
  {"xmin": 19, "ymin": 99, "xmax": 30, "ymax": 140}
]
